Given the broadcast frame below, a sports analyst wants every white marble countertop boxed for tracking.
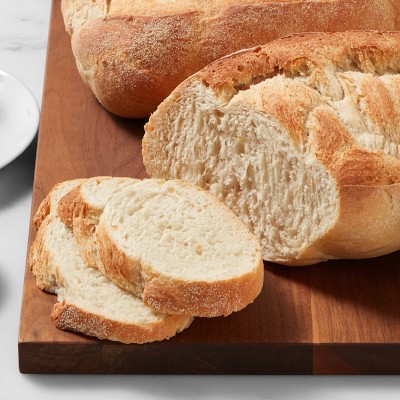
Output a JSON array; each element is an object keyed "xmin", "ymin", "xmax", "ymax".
[{"xmin": 1, "ymin": 1, "xmax": 400, "ymax": 398}]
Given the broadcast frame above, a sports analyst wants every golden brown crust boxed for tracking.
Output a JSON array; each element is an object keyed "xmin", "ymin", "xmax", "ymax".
[
  {"xmin": 28, "ymin": 217, "xmax": 57, "ymax": 292},
  {"xmin": 96, "ymin": 222, "xmax": 144, "ymax": 297},
  {"xmin": 57, "ymin": 187, "xmax": 83, "ymax": 226},
  {"xmin": 72, "ymin": 13, "xmax": 202, "ymax": 117},
  {"xmin": 58, "ymin": 186, "xmax": 101, "ymax": 268},
  {"xmin": 142, "ymin": 259, "xmax": 264, "ymax": 317},
  {"xmin": 98, "ymin": 220, "xmax": 264, "ymax": 317},
  {"xmin": 32, "ymin": 192, "xmax": 52, "ymax": 230},
  {"xmin": 197, "ymin": 31, "xmax": 400, "ymax": 97},
  {"xmin": 69, "ymin": 1, "xmax": 400, "ymax": 117},
  {"xmin": 51, "ymin": 302, "xmax": 193, "ymax": 344}
]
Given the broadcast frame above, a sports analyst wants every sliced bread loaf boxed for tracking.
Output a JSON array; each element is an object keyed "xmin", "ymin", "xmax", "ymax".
[
  {"xmin": 58, "ymin": 176, "xmax": 137, "ymax": 269},
  {"xmin": 143, "ymin": 31, "xmax": 400, "ymax": 266},
  {"xmin": 29, "ymin": 215, "xmax": 192, "ymax": 343},
  {"xmin": 96, "ymin": 179, "xmax": 264, "ymax": 317}
]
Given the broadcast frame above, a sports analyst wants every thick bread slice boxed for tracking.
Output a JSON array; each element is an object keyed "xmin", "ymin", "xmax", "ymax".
[
  {"xmin": 29, "ymin": 216, "xmax": 192, "ymax": 343},
  {"xmin": 96, "ymin": 179, "xmax": 264, "ymax": 317},
  {"xmin": 65, "ymin": 0, "xmax": 400, "ymax": 117},
  {"xmin": 58, "ymin": 176, "xmax": 137, "ymax": 269},
  {"xmin": 33, "ymin": 179, "xmax": 85, "ymax": 229},
  {"xmin": 143, "ymin": 31, "xmax": 400, "ymax": 266}
]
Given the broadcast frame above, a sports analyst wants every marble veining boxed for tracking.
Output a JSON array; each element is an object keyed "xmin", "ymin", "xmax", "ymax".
[{"xmin": 0, "ymin": 0, "xmax": 51, "ymax": 106}]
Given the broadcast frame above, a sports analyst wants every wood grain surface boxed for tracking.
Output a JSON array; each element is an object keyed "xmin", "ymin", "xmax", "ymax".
[{"xmin": 18, "ymin": 0, "xmax": 400, "ymax": 374}]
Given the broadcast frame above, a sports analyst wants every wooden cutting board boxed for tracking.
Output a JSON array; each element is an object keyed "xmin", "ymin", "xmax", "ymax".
[{"xmin": 18, "ymin": 0, "xmax": 400, "ymax": 374}]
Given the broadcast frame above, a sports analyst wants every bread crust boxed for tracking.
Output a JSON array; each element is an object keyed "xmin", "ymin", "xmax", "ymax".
[
  {"xmin": 66, "ymin": 0, "xmax": 400, "ymax": 117},
  {"xmin": 59, "ymin": 185, "xmax": 102, "ymax": 269},
  {"xmin": 98, "ymin": 221, "xmax": 264, "ymax": 317},
  {"xmin": 143, "ymin": 31, "xmax": 400, "ymax": 265},
  {"xmin": 29, "ymin": 217, "xmax": 55, "ymax": 291},
  {"xmin": 51, "ymin": 302, "xmax": 193, "ymax": 344}
]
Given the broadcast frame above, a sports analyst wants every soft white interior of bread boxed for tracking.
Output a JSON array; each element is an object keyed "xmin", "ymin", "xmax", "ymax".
[
  {"xmin": 101, "ymin": 179, "xmax": 260, "ymax": 281},
  {"xmin": 150, "ymin": 83, "xmax": 339, "ymax": 260},
  {"xmin": 81, "ymin": 177, "xmax": 136, "ymax": 210},
  {"xmin": 44, "ymin": 217, "xmax": 165, "ymax": 325}
]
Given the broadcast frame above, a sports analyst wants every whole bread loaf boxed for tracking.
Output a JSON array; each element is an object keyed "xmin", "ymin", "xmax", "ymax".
[
  {"xmin": 62, "ymin": 0, "xmax": 400, "ymax": 117},
  {"xmin": 143, "ymin": 31, "xmax": 400, "ymax": 266}
]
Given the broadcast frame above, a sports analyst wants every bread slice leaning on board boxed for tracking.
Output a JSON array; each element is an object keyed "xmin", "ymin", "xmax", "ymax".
[
  {"xmin": 61, "ymin": 0, "xmax": 400, "ymax": 117},
  {"xmin": 30, "ymin": 181, "xmax": 193, "ymax": 344},
  {"xmin": 143, "ymin": 31, "xmax": 400, "ymax": 266},
  {"xmin": 58, "ymin": 178, "xmax": 264, "ymax": 317}
]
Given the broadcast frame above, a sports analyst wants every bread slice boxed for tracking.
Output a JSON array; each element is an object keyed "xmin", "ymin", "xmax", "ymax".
[
  {"xmin": 96, "ymin": 179, "xmax": 264, "ymax": 317},
  {"xmin": 29, "ymin": 215, "xmax": 192, "ymax": 343},
  {"xmin": 143, "ymin": 31, "xmax": 400, "ymax": 266},
  {"xmin": 58, "ymin": 176, "xmax": 137, "ymax": 270},
  {"xmin": 33, "ymin": 179, "xmax": 85, "ymax": 229}
]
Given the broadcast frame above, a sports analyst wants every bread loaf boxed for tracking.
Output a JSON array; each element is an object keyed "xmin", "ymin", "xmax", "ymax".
[
  {"xmin": 30, "ymin": 184, "xmax": 192, "ymax": 343},
  {"xmin": 62, "ymin": 0, "xmax": 400, "ymax": 117},
  {"xmin": 143, "ymin": 31, "xmax": 400, "ymax": 266}
]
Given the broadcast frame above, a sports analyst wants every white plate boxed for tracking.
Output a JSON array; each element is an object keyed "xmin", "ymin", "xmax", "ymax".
[{"xmin": 0, "ymin": 69, "xmax": 39, "ymax": 169}]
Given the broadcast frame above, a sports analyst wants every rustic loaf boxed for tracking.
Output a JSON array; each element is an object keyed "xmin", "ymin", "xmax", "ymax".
[
  {"xmin": 62, "ymin": 0, "xmax": 400, "ymax": 117},
  {"xmin": 143, "ymin": 31, "xmax": 400, "ymax": 266},
  {"xmin": 95, "ymin": 179, "xmax": 264, "ymax": 317},
  {"xmin": 30, "ymin": 183, "xmax": 192, "ymax": 344}
]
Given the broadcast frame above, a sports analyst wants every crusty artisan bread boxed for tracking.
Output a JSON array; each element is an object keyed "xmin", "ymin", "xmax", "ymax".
[
  {"xmin": 96, "ymin": 179, "xmax": 264, "ymax": 317},
  {"xmin": 30, "ymin": 182, "xmax": 192, "ymax": 343},
  {"xmin": 58, "ymin": 176, "xmax": 137, "ymax": 270},
  {"xmin": 29, "ymin": 216, "xmax": 192, "ymax": 343},
  {"xmin": 143, "ymin": 31, "xmax": 400, "ymax": 266},
  {"xmin": 62, "ymin": 0, "xmax": 400, "ymax": 117}
]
